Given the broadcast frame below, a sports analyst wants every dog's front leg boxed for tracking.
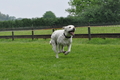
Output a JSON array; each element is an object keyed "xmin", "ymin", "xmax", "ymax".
[
  {"xmin": 64, "ymin": 44, "xmax": 71, "ymax": 55},
  {"xmin": 58, "ymin": 45, "xmax": 65, "ymax": 53}
]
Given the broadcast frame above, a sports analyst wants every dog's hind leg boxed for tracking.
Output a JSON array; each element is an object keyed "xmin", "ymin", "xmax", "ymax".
[
  {"xmin": 56, "ymin": 52, "xmax": 59, "ymax": 58},
  {"xmin": 58, "ymin": 45, "xmax": 63, "ymax": 53},
  {"xmin": 56, "ymin": 44, "xmax": 61, "ymax": 58},
  {"xmin": 50, "ymin": 40, "xmax": 57, "ymax": 52},
  {"xmin": 58, "ymin": 45, "xmax": 65, "ymax": 54},
  {"xmin": 50, "ymin": 39, "xmax": 59, "ymax": 58}
]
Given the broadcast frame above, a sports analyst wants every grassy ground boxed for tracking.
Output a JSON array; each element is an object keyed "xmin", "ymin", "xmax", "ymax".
[
  {"xmin": 0, "ymin": 26, "xmax": 120, "ymax": 80},
  {"xmin": 0, "ymin": 38, "xmax": 120, "ymax": 80},
  {"xmin": 75, "ymin": 25, "xmax": 120, "ymax": 34},
  {"xmin": 0, "ymin": 25, "xmax": 120, "ymax": 36}
]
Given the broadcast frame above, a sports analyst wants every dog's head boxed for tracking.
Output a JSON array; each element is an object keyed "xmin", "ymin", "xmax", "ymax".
[{"xmin": 63, "ymin": 25, "xmax": 76, "ymax": 36}]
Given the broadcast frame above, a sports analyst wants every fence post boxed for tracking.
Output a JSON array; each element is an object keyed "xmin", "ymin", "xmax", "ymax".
[
  {"xmin": 12, "ymin": 30, "xmax": 14, "ymax": 41},
  {"xmin": 32, "ymin": 28, "xmax": 34, "ymax": 40},
  {"xmin": 88, "ymin": 26, "xmax": 91, "ymax": 40},
  {"xmin": 52, "ymin": 29, "xmax": 55, "ymax": 32}
]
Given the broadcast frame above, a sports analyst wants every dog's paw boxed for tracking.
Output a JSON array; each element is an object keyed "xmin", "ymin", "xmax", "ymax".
[
  {"xmin": 56, "ymin": 55, "xmax": 59, "ymax": 58},
  {"xmin": 56, "ymin": 56, "xmax": 59, "ymax": 58},
  {"xmin": 58, "ymin": 51, "xmax": 63, "ymax": 54},
  {"xmin": 58, "ymin": 51, "xmax": 66, "ymax": 54},
  {"xmin": 62, "ymin": 51, "xmax": 66, "ymax": 53},
  {"xmin": 64, "ymin": 51, "xmax": 70, "ymax": 55}
]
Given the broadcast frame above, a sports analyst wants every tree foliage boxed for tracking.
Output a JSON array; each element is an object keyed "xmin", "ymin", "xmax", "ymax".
[
  {"xmin": 0, "ymin": 2, "xmax": 120, "ymax": 30},
  {"xmin": 43, "ymin": 11, "xmax": 56, "ymax": 19},
  {"xmin": 0, "ymin": 12, "xmax": 16, "ymax": 21},
  {"xmin": 0, "ymin": 16, "xmax": 120, "ymax": 29},
  {"xmin": 66, "ymin": 0, "xmax": 120, "ymax": 22},
  {"xmin": 0, "ymin": 17, "xmax": 86, "ymax": 29}
]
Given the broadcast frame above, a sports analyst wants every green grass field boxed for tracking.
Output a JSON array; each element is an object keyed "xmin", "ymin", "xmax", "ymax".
[
  {"xmin": 0, "ymin": 38, "xmax": 120, "ymax": 80},
  {"xmin": 0, "ymin": 25, "xmax": 120, "ymax": 36},
  {"xmin": 0, "ymin": 26, "xmax": 120, "ymax": 80}
]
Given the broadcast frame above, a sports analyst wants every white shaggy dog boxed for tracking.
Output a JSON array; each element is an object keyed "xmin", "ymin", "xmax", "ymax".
[{"xmin": 50, "ymin": 25, "xmax": 76, "ymax": 58}]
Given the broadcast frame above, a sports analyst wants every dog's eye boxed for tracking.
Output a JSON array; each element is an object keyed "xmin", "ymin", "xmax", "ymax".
[{"xmin": 69, "ymin": 27, "xmax": 71, "ymax": 28}]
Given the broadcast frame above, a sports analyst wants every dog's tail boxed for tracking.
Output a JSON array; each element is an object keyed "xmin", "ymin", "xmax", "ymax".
[
  {"xmin": 49, "ymin": 40, "xmax": 52, "ymax": 45},
  {"xmin": 49, "ymin": 39, "xmax": 57, "ymax": 45}
]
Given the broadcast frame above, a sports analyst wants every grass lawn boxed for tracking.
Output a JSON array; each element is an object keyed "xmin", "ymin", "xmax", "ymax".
[
  {"xmin": 0, "ymin": 25, "xmax": 120, "ymax": 36},
  {"xmin": 0, "ymin": 38, "xmax": 120, "ymax": 80},
  {"xmin": 0, "ymin": 26, "xmax": 120, "ymax": 79},
  {"xmin": 75, "ymin": 25, "xmax": 120, "ymax": 34}
]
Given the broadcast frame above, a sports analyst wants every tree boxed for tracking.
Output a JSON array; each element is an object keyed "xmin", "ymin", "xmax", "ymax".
[
  {"xmin": 21, "ymin": 18, "xmax": 32, "ymax": 27},
  {"xmin": 43, "ymin": 11, "xmax": 56, "ymax": 18},
  {"xmin": 66, "ymin": 0, "xmax": 120, "ymax": 22},
  {"xmin": 66, "ymin": 0, "xmax": 100, "ymax": 16},
  {"xmin": 0, "ymin": 12, "xmax": 16, "ymax": 21}
]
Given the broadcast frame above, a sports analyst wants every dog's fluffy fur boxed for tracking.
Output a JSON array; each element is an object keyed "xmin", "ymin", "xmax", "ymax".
[{"xmin": 50, "ymin": 25, "xmax": 76, "ymax": 58}]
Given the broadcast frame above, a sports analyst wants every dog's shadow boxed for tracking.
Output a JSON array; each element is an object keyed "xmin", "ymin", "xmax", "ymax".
[
  {"xmin": 56, "ymin": 53, "xmax": 75, "ymax": 59},
  {"xmin": 60, "ymin": 56, "xmax": 75, "ymax": 59},
  {"xmin": 42, "ymin": 54, "xmax": 75, "ymax": 59}
]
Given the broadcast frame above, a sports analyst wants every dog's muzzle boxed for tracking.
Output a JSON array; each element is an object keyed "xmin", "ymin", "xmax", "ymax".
[{"xmin": 69, "ymin": 28, "xmax": 75, "ymax": 35}]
